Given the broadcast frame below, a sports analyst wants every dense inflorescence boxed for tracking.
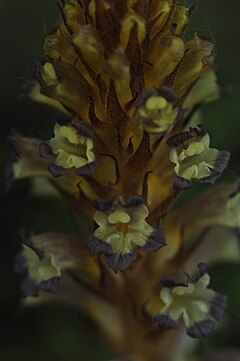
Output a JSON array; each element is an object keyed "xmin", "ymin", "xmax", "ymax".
[{"xmin": 9, "ymin": 1, "xmax": 240, "ymax": 361}]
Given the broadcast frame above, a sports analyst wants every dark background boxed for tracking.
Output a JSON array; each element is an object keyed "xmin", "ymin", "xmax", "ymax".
[{"xmin": 1, "ymin": 1, "xmax": 240, "ymax": 360}]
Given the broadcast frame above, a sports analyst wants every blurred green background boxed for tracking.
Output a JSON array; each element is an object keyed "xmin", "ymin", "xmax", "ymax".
[{"xmin": 0, "ymin": 1, "xmax": 240, "ymax": 360}]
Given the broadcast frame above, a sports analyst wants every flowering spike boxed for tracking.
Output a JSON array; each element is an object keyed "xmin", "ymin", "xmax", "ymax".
[{"xmin": 11, "ymin": 1, "xmax": 235, "ymax": 359}]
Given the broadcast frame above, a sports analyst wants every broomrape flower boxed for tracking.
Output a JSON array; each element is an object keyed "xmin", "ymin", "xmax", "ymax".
[
  {"xmin": 155, "ymin": 263, "xmax": 227, "ymax": 338},
  {"xmin": 8, "ymin": 1, "xmax": 239, "ymax": 361},
  {"xmin": 167, "ymin": 124, "xmax": 230, "ymax": 190},
  {"xmin": 135, "ymin": 86, "xmax": 180, "ymax": 134},
  {"xmin": 87, "ymin": 196, "xmax": 165, "ymax": 272},
  {"xmin": 40, "ymin": 117, "xmax": 97, "ymax": 177}
]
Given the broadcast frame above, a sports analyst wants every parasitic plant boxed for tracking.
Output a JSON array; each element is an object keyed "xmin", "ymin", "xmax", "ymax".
[{"xmin": 9, "ymin": 1, "xmax": 240, "ymax": 360}]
